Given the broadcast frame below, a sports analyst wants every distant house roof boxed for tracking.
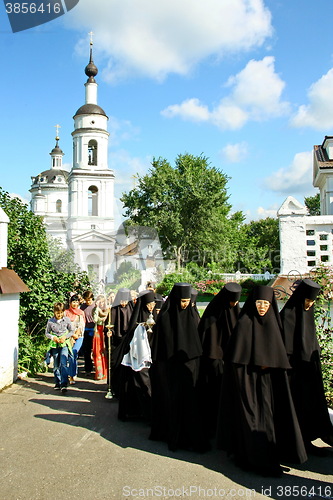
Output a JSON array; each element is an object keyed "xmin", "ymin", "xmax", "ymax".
[
  {"xmin": 314, "ymin": 144, "xmax": 333, "ymax": 168},
  {"xmin": 0, "ymin": 268, "xmax": 29, "ymax": 294},
  {"xmin": 116, "ymin": 241, "xmax": 138, "ymax": 256}
]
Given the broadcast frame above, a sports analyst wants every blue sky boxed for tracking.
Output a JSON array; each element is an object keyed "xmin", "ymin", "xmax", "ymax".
[{"xmin": 1, "ymin": 0, "xmax": 332, "ymax": 225}]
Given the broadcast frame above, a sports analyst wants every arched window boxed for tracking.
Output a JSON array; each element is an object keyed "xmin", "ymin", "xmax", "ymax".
[
  {"xmin": 88, "ymin": 139, "xmax": 97, "ymax": 166},
  {"xmin": 56, "ymin": 199, "xmax": 62, "ymax": 213},
  {"xmin": 88, "ymin": 185, "xmax": 98, "ymax": 216}
]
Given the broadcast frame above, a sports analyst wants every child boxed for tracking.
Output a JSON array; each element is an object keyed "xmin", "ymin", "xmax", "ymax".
[{"xmin": 45, "ymin": 303, "xmax": 74, "ymax": 393}]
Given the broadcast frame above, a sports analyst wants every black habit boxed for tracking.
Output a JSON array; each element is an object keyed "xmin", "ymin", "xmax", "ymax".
[
  {"xmin": 111, "ymin": 290, "xmax": 155, "ymax": 420},
  {"xmin": 198, "ymin": 282, "xmax": 241, "ymax": 437},
  {"xmin": 280, "ymin": 278, "xmax": 333, "ymax": 448},
  {"xmin": 218, "ymin": 285, "xmax": 307, "ymax": 476},
  {"xmin": 149, "ymin": 283, "xmax": 207, "ymax": 452}
]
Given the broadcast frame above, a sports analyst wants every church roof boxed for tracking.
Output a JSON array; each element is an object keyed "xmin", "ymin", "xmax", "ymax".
[
  {"xmin": 0, "ymin": 268, "xmax": 29, "ymax": 294},
  {"xmin": 314, "ymin": 144, "xmax": 333, "ymax": 168},
  {"xmin": 74, "ymin": 103, "xmax": 107, "ymax": 118},
  {"xmin": 31, "ymin": 168, "xmax": 69, "ymax": 186}
]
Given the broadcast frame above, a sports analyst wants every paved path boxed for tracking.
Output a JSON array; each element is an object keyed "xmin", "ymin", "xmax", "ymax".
[{"xmin": 0, "ymin": 368, "xmax": 332, "ymax": 500}]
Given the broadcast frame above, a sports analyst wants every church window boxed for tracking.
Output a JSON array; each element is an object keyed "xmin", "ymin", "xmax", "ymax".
[
  {"xmin": 320, "ymin": 245, "xmax": 328, "ymax": 251},
  {"xmin": 88, "ymin": 140, "xmax": 97, "ymax": 166},
  {"xmin": 321, "ymin": 255, "xmax": 329, "ymax": 262},
  {"xmin": 306, "ymin": 240, "xmax": 315, "ymax": 246},
  {"xmin": 56, "ymin": 199, "xmax": 62, "ymax": 213},
  {"xmin": 307, "ymin": 250, "xmax": 315, "ymax": 256},
  {"xmin": 88, "ymin": 185, "xmax": 98, "ymax": 216},
  {"xmin": 319, "ymin": 234, "xmax": 328, "ymax": 240},
  {"xmin": 306, "ymin": 229, "xmax": 315, "ymax": 236},
  {"xmin": 307, "ymin": 261, "xmax": 316, "ymax": 267}
]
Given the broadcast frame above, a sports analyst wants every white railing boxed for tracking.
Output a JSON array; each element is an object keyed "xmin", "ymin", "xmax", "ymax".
[{"xmin": 209, "ymin": 270, "xmax": 275, "ymax": 282}]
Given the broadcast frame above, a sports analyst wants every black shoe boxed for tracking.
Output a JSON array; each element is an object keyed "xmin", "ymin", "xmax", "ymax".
[
  {"xmin": 61, "ymin": 386, "xmax": 67, "ymax": 394},
  {"xmin": 54, "ymin": 384, "xmax": 61, "ymax": 390}
]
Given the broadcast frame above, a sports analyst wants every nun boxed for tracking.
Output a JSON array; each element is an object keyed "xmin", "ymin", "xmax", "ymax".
[
  {"xmin": 218, "ymin": 285, "xmax": 307, "ymax": 477},
  {"xmin": 280, "ymin": 278, "xmax": 333, "ymax": 453},
  {"xmin": 110, "ymin": 288, "xmax": 134, "ymax": 347},
  {"xmin": 149, "ymin": 283, "xmax": 207, "ymax": 452},
  {"xmin": 111, "ymin": 290, "xmax": 155, "ymax": 421},
  {"xmin": 198, "ymin": 282, "xmax": 241, "ymax": 437}
]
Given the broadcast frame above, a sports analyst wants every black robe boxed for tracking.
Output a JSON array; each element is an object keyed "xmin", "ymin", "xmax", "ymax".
[
  {"xmin": 218, "ymin": 285, "xmax": 307, "ymax": 476},
  {"xmin": 149, "ymin": 283, "xmax": 207, "ymax": 452},
  {"xmin": 111, "ymin": 290, "xmax": 155, "ymax": 421},
  {"xmin": 280, "ymin": 278, "xmax": 333, "ymax": 445},
  {"xmin": 198, "ymin": 283, "xmax": 241, "ymax": 437}
]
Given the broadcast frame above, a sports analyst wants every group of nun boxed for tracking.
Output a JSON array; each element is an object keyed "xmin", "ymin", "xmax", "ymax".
[{"xmin": 110, "ymin": 279, "xmax": 333, "ymax": 478}]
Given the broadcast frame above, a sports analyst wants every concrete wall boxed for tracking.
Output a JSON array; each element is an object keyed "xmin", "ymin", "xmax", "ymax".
[{"xmin": 0, "ymin": 293, "xmax": 20, "ymax": 389}]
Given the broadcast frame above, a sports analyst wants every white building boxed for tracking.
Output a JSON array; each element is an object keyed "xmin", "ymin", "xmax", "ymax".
[
  {"xmin": 30, "ymin": 40, "xmax": 167, "ymax": 286},
  {"xmin": 278, "ymin": 136, "xmax": 333, "ymax": 275},
  {"xmin": 0, "ymin": 207, "xmax": 28, "ymax": 390},
  {"xmin": 30, "ymin": 40, "xmax": 115, "ymax": 283}
]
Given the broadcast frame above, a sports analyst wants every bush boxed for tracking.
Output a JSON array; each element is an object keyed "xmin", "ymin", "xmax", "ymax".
[
  {"xmin": 311, "ymin": 265, "xmax": 333, "ymax": 406},
  {"xmin": 156, "ymin": 270, "xmax": 195, "ymax": 296}
]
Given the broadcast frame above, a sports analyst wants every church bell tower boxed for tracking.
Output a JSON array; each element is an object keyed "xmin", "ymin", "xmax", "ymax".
[{"xmin": 67, "ymin": 35, "xmax": 115, "ymax": 282}]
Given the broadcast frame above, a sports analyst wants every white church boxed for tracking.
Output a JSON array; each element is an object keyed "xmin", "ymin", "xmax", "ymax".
[
  {"xmin": 30, "ymin": 40, "xmax": 166, "ymax": 286},
  {"xmin": 278, "ymin": 135, "xmax": 333, "ymax": 276}
]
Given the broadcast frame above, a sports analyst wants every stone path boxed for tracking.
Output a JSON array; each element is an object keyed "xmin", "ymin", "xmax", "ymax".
[{"xmin": 0, "ymin": 367, "xmax": 332, "ymax": 500}]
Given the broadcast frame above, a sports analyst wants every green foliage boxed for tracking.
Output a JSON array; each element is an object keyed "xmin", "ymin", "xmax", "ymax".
[
  {"xmin": 121, "ymin": 153, "xmax": 242, "ymax": 270},
  {"xmin": 237, "ymin": 217, "xmax": 280, "ymax": 273},
  {"xmin": 304, "ymin": 193, "xmax": 320, "ymax": 216},
  {"xmin": 18, "ymin": 320, "xmax": 49, "ymax": 375},
  {"xmin": 111, "ymin": 261, "xmax": 141, "ymax": 291},
  {"xmin": 0, "ymin": 187, "xmax": 90, "ymax": 374},
  {"xmin": 155, "ymin": 270, "xmax": 195, "ymax": 296},
  {"xmin": 311, "ymin": 265, "xmax": 333, "ymax": 406}
]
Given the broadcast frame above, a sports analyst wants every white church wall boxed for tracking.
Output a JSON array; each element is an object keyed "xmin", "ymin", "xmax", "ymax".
[
  {"xmin": 279, "ymin": 215, "xmax": 308, "ymax": 275},
  {"xmin": 279, "ymin": 209, "xmax": 333, "ymax": 275},
  {"xmin": 0, "ymin": 294, "xmax": 19, "ymax": 389},
  {"xmin": 0, "ymin": 210, "xmax": 9, "ymax": 268},
  {"xmin": 45, "ymin": 190, "xmax": 68, "ymax": 215}
]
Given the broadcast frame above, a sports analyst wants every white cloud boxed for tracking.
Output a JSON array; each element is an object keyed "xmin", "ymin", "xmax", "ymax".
[
  {"xmin": 110, "ymin": 149, "xmax": 151, "ymax": 192},
  {"xmin": 162, "ymin": 98, "xmax": 210, "ymax": 122},
  {"xmin": 161, "ymin": 57, "xmax": 290, "ymax": 130},
  {"xmin": 66, "ymin": 0, "xmax": 273, "ymax": 82},
  {"xmin": 263, "ymin": 151, "xmax": 313, "ymax": 194},
  {"xmin": 221, "ymin": 142, "xmax": 248, "ymax": 163},
  {"xmin": 108, "ymin": 117, "xmax": 140, "ymax": 146},
  {"xmin": 256, "ymin": 206, "xmax": 278, "ymax": 218},
  {"xmin": 62, "ymin": 162, "xmax": 71, "ymax": 172},
  {"xmin": 9, "ymin": 193, "xmax": 29, "ymax": 205},
  {"xmin": 290, "ymin": 68, "xmax": 333, "ymax": 129}
]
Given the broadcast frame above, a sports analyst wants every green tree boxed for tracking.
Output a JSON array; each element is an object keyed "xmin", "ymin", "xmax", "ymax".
[
  {"xmin": 0, "ymin": 187, "xmax": 90, "ymax": 373},
  {"xmin": 304, "ymin": 193, "xmax": 320, "ymax": 215},
  {"xmin": 121, "ymin": 154, "xmax": 244, "ymax": 270},
  {"xmin": 238, "ymin": 217, "xmax": 280, "ymax": 273}
]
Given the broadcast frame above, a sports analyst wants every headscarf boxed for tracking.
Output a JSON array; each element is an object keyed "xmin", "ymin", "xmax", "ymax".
[
  {"xmin": 112, "ymin": 288, "xmax": 132, "ymax": 307},
  {"xmin": 198, "ymin": 282, "xmax": 241, "ymax": 359},
  {"xmin": 151, "ymin": 282, "xmax": 203, "ymax": 362},
  {"xmin": 65, "ymin": 294, "xmax": 85, "ymax": 322},
  {"xmin": 226, "ymin": 285, "xmax": 290, "ymax": 369},
  {"xmin": 280, "ymin": 278, "xmax": 321, "ymax": 361}
]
